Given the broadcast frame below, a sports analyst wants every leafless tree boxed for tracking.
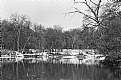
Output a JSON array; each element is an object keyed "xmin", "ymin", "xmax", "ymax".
[{"xmin": 66, "ymin": 0, "xmax": 103, "ymax": 28}]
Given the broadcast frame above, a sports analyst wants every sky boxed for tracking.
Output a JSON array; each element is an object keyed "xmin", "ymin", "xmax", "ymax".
[{"xmin": 1, "ymin": 0, "xmax": 87, "ymax": 30}]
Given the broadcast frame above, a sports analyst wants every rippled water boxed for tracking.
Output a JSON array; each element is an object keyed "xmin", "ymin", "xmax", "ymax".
[{"xmin": 0, "ymin": 57, "xmax": 121, "ymax": 80}]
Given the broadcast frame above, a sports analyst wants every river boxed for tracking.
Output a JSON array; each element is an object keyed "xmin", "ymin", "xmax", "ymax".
[{"xmin": 0, "ymin": 57, "xmax": 121, "ymax": 80}]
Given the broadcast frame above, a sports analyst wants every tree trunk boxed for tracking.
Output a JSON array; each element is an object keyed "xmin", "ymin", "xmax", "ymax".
[{"xmin": 17, "ymin": 29, "xmax": 21, "ymax": 52}]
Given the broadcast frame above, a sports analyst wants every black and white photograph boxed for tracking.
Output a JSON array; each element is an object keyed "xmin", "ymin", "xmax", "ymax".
[{"xmin": 1, "ymin": 0, "xmax": 121, "ymax": 80}]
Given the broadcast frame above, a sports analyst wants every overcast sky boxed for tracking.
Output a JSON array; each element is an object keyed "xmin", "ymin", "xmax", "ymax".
[{"xmin": 2, "ymin": 0, "xmax": 87, "ymax": 30}]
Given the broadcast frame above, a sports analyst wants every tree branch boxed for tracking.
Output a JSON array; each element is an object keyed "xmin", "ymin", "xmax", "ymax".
[
  {"xmin": 74, "ymin": 7, "xmax": 98, "ymax": 22},
  {"xmin": 90, "ymin": 0, "xmax": 98, "ymax": 6},
  {"xmin": 96, "ymin": 0, "xmax": 102, "ymax": 20},
  {"xmin": 73, "ymin": 0, "xmax": 103, "ymax": 27},
  {"xmin": 74, "ymin": 1, "xmax": 86, "ymax": 4},
  {"xmin": 74, "ymin": 0, "xmax": 98, "ymax": 21}
]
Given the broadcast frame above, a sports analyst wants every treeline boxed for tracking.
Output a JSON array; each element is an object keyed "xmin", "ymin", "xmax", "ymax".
[
  {"xmin": 1, "ymin": 1, "xmax": 121, "ymax": 57},
  {"xmin": 1, "ymin": 14, "xmax": 98, "ymax": 51}
]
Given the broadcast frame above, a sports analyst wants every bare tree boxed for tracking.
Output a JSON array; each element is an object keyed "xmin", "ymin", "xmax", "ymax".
[
  {"xmin": 10, "ymin": 13, "xmax": 31, "ymax": 52},
  {"xmin": 67, "ymin": 0, "xmax": 103, "ymax": 28},
  {"xmin": 66, "ymin": 0, "xmax": 121, "ymax": 39}
]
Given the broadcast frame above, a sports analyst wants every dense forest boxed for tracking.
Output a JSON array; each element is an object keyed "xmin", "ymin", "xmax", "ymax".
[{"xmin": 1, "ymin": 0, "xmax": 121, "ymax": 57}]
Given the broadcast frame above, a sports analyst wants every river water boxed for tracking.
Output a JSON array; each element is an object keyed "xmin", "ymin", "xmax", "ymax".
[{"xmin": 0, "ymin": 57, "xmax": 121, "ymax": 80}]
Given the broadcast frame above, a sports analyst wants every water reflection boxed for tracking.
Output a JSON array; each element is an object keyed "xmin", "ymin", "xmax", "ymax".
[
  {"xmin": 0, "ymin": 57, "xmax": 23, "ymax": 63},
  {"xmin": 0, "ymin": 57, "xmax": 121, "ymax": 80},
  {"xmin": 23, "ymin": 56, "xmax": 100, "ymax": 65}
]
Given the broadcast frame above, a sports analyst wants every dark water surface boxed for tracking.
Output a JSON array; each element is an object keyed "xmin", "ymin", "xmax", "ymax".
[{"xmin": 0, "ymin": 58, "xmax": 121, "ymax": 80}]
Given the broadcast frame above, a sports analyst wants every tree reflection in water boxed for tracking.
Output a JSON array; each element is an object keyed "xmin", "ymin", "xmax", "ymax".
[{"xmin": 0, "ymin": 58, "xmax": 121, "ymax": 80}]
